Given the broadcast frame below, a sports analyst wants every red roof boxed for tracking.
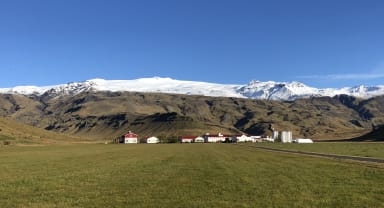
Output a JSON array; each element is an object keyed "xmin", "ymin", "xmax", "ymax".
[
  {"xmin": 125, "ymin": 133, "xmax": 138, "ymax": 138},
  {"xmin": 180, "ymin": 135, "xmax": 199, "ymax": 139},
  {"xmin": 206, "ymin": 134, "xmax": 224, "ymax": 137},
  {"xmin": 205, "ymin": 133, "xmax": 236, "ymax": 137}
]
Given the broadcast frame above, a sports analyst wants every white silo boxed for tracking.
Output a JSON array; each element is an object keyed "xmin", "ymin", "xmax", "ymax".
[
  {"xmin": 280, "ymin": 131, "xmax": 292, "ymax": 143},
  {"xmin": 272, "ymin": 131, "xmax": 279, "ymax": 140}
]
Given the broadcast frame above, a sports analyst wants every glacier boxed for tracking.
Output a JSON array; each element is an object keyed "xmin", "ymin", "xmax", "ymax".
[{"xmin": 1, "ymin": 77, "xmax": 384, "ymax": 101}]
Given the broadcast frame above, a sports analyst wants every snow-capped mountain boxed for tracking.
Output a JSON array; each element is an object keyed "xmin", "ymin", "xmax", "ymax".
[
  {"xmin": 1, "ymin": 77, "xmax": 384, "ymax": 101},
  {"xmin": 0, "ymin": 81, "xmax": 96, "ymax": 96},
  {"xmin": 238, "ymin": 80, "xmax": 320, "ymax": 100}
]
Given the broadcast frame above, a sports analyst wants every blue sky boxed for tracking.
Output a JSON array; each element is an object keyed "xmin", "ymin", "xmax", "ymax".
[{"xmin": 0, "ymin": 0, "xmax": 383, "ymax": 88}]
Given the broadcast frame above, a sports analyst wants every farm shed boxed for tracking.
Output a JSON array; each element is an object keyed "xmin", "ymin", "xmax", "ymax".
[
  {"xmin": 146, "ymin": 136, "xmax": 160, "ymax": 144},
  {"xmin": 236, "ymin": 134, "xmax": 250, "ymax": 142},
  {"xmin": 194, "ymin": 136, "xmax": 205, "ymax": 143},
  {"xmin": 124, "ymin": 131, "xmax": 138, "ymax": 144},
  {"xmin": 180, "ymin": 136, "xmax": 195, "ymax": 143},
  {"xmin": 294, "ymin": 138, "xmax": 314, "ymax": 143}
]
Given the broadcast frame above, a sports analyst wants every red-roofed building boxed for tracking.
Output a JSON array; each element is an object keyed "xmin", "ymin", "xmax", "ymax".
[
  {"xmin": 179, "ymin": 135, "xmax": 196, "ymax": 143},
  {"xmin": 124, "ymin": 131, "xmax": 138, "ymax": 144},
  {"xmin": 179, "ymin": 135, "xmax": 206, "ymax": 143}
]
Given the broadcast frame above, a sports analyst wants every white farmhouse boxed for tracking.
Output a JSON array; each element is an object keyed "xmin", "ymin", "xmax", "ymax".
[{"xmin": 205, "ymin": 133, "xmax": 225, "ymax": 143}]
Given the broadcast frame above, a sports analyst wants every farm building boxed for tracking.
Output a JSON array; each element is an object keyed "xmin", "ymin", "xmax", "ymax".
[
  {"xmin": 146, "ymin": 136, "xmax": 160, "ymax": 144},
  {"xmin": 262, "ymin": 136, "xmax": 275, "ymax": 142},
  {"xmin": 194, "ymin": 136, "xmax": 205, "ymax": 143},
  {"xmin": 124, "ymin": 131, "xmax": 138, "ymax": 144},
  {"xmin": 294, "ymin": 138, "xmax": 314, "ymax": 143},
  {"xmin": 204, "ymin": 133, "xmax": 225, "ymax": 143},
  {"xmin": 250, "ymin": 136, "xmax": 263, "ymax": 143},
  {"xmin": 236, "ymin": 135, "xmax": 248, "ymax": 142},
  {"xmin": 179, "ymin": 136, "xmax": 207, "ymax": 143},
  {"xmin": 180, "ymin": 136, "xmax": 196, "ymax": 143},
  {"xmin": 236, "ymin": 134, "xmax": 258, "ymax": 142}
]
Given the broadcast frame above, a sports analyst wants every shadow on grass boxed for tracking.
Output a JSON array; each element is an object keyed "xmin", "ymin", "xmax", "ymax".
[{"xmin": 317, "ymin": 125, "xmax": 384, "ymax": 142}]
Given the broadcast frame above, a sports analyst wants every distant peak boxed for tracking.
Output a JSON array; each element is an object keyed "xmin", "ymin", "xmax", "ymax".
[
  {"xmin": 248, "ymin": 80, "xmax": 261, "ymax": 85},
  {"xmin": 286, "ymin": 81, "xmax": 307, "ymax": 87},
  {"xmin": 247, "ymin": 80, "xmax": 277, "ymax": 86}
]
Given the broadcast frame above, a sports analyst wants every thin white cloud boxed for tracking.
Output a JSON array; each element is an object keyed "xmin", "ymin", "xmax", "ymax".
[{"xmin": 299, "ymin": 73, "xmax": 384, "ymax": 80}]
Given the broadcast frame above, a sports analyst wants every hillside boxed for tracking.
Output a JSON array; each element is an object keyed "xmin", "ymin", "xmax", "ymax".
[
  {"xmin": 0, "ymin": 116, "xmax": 80, "ymax": 145},
  {"xmin": 1, "ymin": 92, "xmax": 384, "ymax": 141}
]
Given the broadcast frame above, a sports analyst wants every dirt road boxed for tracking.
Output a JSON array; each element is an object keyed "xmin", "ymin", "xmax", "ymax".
[{"xmin": 237, "ymin": 144, "xmax": 384, "ymax": 164}]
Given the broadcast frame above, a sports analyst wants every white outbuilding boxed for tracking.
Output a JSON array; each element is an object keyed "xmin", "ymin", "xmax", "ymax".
[
  {"xmin": 294, "ymin": 138, "xmax": 314, "ymax": 143},
  {"xmin": 146, "ymin": 136, "xmax": 160, "ymax": 144},
  {"xmin": 194, "ymin": 136, "xmax": 205, "ymax": 143},
  {"xmin": 236, "ymin": 134, "xmax": 252, "ymax": 142}
]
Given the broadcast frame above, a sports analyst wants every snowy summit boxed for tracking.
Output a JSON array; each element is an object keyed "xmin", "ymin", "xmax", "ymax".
[{"xmin": 1, "ymin": 77, "xmax": 384, "ymax": 101}]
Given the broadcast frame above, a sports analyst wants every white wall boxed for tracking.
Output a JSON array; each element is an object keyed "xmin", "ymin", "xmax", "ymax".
[{"xmin": 125, "ymin": 138, "xmax": 138, "ymax": 144}]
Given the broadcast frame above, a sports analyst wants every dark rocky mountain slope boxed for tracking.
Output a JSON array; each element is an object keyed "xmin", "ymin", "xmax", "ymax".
[{"xmin": 1, "ymin": 92, "xmax": 384, "ymax": 141}]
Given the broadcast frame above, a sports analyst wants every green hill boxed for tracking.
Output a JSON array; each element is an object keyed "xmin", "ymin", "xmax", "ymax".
[{"xmin": 0, "ymin": 117, "xmax": 81, "ymax": 145}]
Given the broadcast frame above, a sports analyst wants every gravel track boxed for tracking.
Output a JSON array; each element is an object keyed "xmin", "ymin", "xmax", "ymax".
[{"xmin": 236, "ymin": 144, "xmax": 384, "ymax": 164}]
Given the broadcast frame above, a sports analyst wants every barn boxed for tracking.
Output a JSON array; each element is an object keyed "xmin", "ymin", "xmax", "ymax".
[{"xmin": 124, "ymin": 131, "xmax": 138, "ymax": 144}]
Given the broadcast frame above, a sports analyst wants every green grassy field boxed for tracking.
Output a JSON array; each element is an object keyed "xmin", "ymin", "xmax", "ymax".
[
  {"xmin": 1, "ymin": 143, "xmax": 383, "ymax": 208},
  {"xmin": 252, "ymin": 142, "xmax": 384, "ymax": 159}
]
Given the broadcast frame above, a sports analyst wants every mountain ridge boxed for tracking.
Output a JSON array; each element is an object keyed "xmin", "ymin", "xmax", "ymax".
[
  {"xmin": 1, "ymin": 90, "xmax": 384, "ymax": 141},
  {"xmin": 1, "ymin": 77, "xmax": 384, "ymax": 101}
]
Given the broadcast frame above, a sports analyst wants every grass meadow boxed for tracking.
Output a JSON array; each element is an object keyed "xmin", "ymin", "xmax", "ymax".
[
  {"xmin": 253, "ymin": 142, "xmax": 384, "ymax": 159},
  {"xmin": 1, "ymin": 143, "xmax": 383, "ymax": 208}
]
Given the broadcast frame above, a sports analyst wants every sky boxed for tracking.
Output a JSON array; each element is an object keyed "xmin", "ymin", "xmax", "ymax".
[{"xmin": 0, "ymin": 0, "xmax": 384, "ymax": 88}]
